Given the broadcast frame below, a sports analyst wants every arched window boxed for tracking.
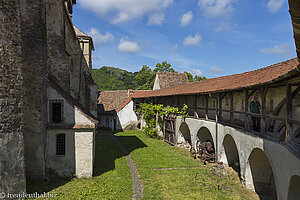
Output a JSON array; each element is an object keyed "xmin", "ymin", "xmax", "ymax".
[{"xmin": 56, "ymin": 134, "xmax": 66, "ymax": 156}]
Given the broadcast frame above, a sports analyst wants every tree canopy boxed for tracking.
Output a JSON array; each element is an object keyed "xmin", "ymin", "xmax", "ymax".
[{"xmin": 92, "ymin": 61, "xmax": 207, "ymax": 91}]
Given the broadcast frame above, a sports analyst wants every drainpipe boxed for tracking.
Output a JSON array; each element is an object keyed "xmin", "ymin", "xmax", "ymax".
[{"xmin": 209, "ymin": 94, "xmax": 218, "ymax": 163}]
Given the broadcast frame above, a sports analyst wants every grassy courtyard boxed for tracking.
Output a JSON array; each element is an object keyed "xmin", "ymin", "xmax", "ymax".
[{"xmin": 28, "ymin": 130, "xmax": 258, "ymax": 199}]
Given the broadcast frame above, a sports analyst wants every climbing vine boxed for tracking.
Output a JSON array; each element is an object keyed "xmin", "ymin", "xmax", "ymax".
[{"xmin": 137, "ymin": 103, "xmax": 188, "ymax": 137}]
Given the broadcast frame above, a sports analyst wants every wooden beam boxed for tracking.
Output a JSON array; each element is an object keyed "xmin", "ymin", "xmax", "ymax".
[
  {"xmin": 266, "ymin": 86, "xmax": 300, "ymax": 131},
  {"xmin": 194, "ymin": 95, "xmax": 197, "ymax": 113},
  {"xmin": 248, "ymin": 89, "xmax": 257, "ymax": 99},
  {"xmin": 230, "ymin": 92, "xmax": 233, "ymax": 125},
  {"xmin": 259, "ymin": 87, "xmax": 268, "ymax": 133},
  {"xmin": 219, "ymin": 93, "xmax": 223, "ymax": 122},
  {"xmin": 205, "ymin": 95, "xmax": 209, "ymax": 120},
  {"xmin": 286, "ymin": 85, "xmax": 292, "ymax": 143},
  {"xmin": 245, "ymin": 89, "xmax": 250, "ymax": 130}
]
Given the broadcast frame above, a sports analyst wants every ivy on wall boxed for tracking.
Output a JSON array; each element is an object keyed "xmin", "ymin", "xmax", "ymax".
[{"xmin": 138, "ymin": 103, "xmax": 188, "ymax": 137}]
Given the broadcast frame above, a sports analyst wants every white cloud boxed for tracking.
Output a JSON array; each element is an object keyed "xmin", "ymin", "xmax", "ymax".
[
  {"xmin": 183, "ymin": 33, "xmax": 201, "ymax": 46},
  {"xmin": 118, "ymin": 37, "xmax": 141, "ymax": 53},
  {"xmin": 266, "ymin": 0, "xmax": 285, "ymax": 13},
  {"xmin": 192, "ymin": 69, "xmax": 203, "ymax": 76},
  {"xmin": 147, "ymin": 13, "xmax": 165, "ymax": 25},
  {"xmin": 198, "ymin": 0, "xmax": 234, "ymax": 19},
  {"xmin": 209, "ymin": 66, "xmax": 224, "ymax": 74},
  {"xmin": 170, "ymin": 44, "xmax": 178, "ymax": 51},
  {"xmin": 180, "ymin": 11, "xmax": 193, "ymax": 27},
  {"xmin": 88, "ymin": 28, "xmax": 114, "ymax": 44},
  {"xmin": 78, "ymin": 0, "xmax": 173, "ymax": 24},
  {"xmin": 260, "ymin": 43, "xmax": 292, "ymax": 56}
]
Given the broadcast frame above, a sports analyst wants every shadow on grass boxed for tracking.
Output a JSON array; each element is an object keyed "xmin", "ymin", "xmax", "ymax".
[
  {"xmin": 27, "ymin": 130, "xmax": 147, "ymax": 194},
  {"xmin": 93, "ymin": 131, "xmax": 147, "ymax": 176}
]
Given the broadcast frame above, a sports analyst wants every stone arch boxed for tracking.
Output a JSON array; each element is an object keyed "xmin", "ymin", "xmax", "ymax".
[
  {"xmin": 197, "ymin": 127, "xmax": 214, "ymax": 144},
  {"xmin": 245, "ymin": 148, "xmax": 277, "ymax": 200},
  {"xmin": 222, "ymin": 134, "xmax": 240, "ymax": 174},
  {"xmin": 179, "ymin": 122, "xmax": 191, "ymax": 144},
  {"xmin": 287, "ymin": 175, "xmax": 300, "ymax": 200}
]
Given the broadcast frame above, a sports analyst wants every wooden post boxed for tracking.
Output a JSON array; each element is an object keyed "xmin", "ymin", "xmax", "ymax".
[
  {"xmin": 205, "ymin": 95, "xmax": 209, "ymax": 120},
  {"xmin": 260, "ymin": 87, "xmax": 267, "ymax": 133},
  {"xmin": 286, "ymin": 85, "xmax": 292, "ymax": 143},
  {"xmin": 245, "ymin": 89, "xmax": 249, "ymax": 130},
  {"xmin": 194, "ymin": 95, "xmax": 197, "ymax": 116},
  {"xmin": 230, "ymin": 92, "xmax": 233, "ymax": 125},
  {"xmin": 218, "ymin": 93, "xmax": 223, "ymax": 122}
]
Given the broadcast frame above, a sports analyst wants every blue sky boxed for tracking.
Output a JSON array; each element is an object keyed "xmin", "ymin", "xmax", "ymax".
[{"xmin": 73, "ymin": 0, "xmax": 296, "ymax": 78}]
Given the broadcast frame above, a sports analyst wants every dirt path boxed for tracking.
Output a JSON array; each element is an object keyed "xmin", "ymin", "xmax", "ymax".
[{"xmin": 108, "ymin": 133, "xmax": 144, "ymax": 200}]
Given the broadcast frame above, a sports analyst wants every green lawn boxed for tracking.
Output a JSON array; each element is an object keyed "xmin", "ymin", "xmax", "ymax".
[
  {"xmin": 117, "ymin": 131, "xmax": 257, "ymax": 200},
  {"xmin": 28, "ymin": 130, "xmax": 258, "ymax": 199}
]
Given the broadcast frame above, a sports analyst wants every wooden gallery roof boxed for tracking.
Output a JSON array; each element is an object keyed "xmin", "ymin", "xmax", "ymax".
[{"xmin": 117, "ymin": 58, "xmax": 299, "ymax": 112}]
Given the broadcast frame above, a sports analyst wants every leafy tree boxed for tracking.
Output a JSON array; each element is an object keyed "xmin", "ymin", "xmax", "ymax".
[
  {"xmin": 153, "ymin": 61, "xmax": 177, "ymax": 73},
  {"xmin": 135, "ymin": 65, "xmax": 155, "ymax": 90},
  {"xmin": 193, "ymin": 75, "xmax": 207, "ymax": 82},
  {"xmin": 184, "ymin": 71, "xmax": 194, "ymax": 82}
]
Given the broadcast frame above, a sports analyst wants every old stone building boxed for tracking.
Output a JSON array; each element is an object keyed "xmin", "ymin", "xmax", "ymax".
[
  {"xmin": 97, "ymin": 89, "xmax": 137, "ymax": 130},
  {"xmin": 0, "ymin": 0, "xmax": 98, "ymax": 194}
]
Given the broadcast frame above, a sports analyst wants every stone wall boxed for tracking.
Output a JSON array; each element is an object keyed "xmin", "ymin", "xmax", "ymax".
[
  {"xmin": 21, "ymin": 0, "xmax": 48, "ymax": 178},
  {"xmin": 0, "ymin": 0, "xmax": 26, "ymax": 193}
]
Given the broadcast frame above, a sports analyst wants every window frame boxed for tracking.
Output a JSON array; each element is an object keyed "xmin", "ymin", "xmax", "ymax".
[
  {"xmin": 49, "ymin": 100, "xmax": 64, "ymax": 124},
  {"xmin": 56, "ymin": 133, "xmax": 66, "ymax": 156}
]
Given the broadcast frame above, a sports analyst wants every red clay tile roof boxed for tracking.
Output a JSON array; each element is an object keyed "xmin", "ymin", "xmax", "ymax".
[
  {"xmin": 116, "ymin": 58, "xmax": 299, "ymax": 111},
  {"xmin": 98, "ymin": 90, "xmax": 134, "ymax": 112},
  {"xmin": 155, "ymin": 72, "xmax": 189, "ymax": 89}
]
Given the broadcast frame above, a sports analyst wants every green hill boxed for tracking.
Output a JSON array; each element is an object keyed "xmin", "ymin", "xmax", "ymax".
[{"xmin": 92, "ymin": 66, "xmax": 138, "ymax": 91}]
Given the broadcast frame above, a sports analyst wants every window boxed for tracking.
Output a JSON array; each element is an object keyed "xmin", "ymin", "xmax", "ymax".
[
  {"xmin": 49, "ymin": 100, "xmax": 63, "ymax": 124},
  {"xmin": 106, "ymin": 118, "xmax": 109, "ymax": 126},
  {"xmin": 56, "ymin": 134, "xmax": 66, "ymax": 156}
]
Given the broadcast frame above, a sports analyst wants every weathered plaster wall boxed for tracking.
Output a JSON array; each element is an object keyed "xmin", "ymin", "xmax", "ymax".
[
  {"xmin": 46, "ymin": 129, "xmax": 95, "ymax": 178},
  {"xmin": 117, "ymin": 100, "xmax": 138, "ymax": 129},
  {"xmin": 0, "ymin": 0, "xmax": 26, "ymax": 193},
  {"xmin": 174, "ymin": 117, "xmax": 300, "ymax": 200},
  {"xmin": 153, "ymin": 74, "xmax": 160, "ymax": 90},
  {"xmin": 46, "ymin": 129, "xmax": 75, "ymax": 177},
  {"xmin": 47, "ymin": 87, "xmax": 75, "ymax": 125},
  {"xmin": 75, "ymin": 131, "xmax": 94, "ymax": 178}
]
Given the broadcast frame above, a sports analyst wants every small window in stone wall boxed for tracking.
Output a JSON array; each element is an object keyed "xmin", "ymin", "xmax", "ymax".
[
  {"xmin": 270, "ymin": 99, "xmax": 274, "ymax": 113},
  {"xmin": 49, "ymin": 100, "xmax": 64, "ymax": 124},
  {"xmin": 106, "ymin": 118, "xmax": 109, "ymax": 126},
  {"xmin": 212, "ymin": 100, "xmax": 216, "ymax": 107},
  {"xmin": 56, "ymin": 134, "xmax": 66, "ymax": 156}
]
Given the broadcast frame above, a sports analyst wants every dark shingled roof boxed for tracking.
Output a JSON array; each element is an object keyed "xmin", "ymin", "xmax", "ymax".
[
  {"xmin": 155, "ymin": 72, "xmax": 189, "ymax": 89},
  {"xmin": 116, "ymin": 58, "xmax": 299, "ymax": 111},
  {"xmin": 98, "ymin": 90, "xmax": 134, "ymax": 113}
]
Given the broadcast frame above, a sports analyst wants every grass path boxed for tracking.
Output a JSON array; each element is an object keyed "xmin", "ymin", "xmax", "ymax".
[
  {"xmin": 108, "ymin": 131, "xmax": 144, "ymax": 199},
  {"xmin": 28, "ymin": 130, "xmax": 258, "ymax": 199}
]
